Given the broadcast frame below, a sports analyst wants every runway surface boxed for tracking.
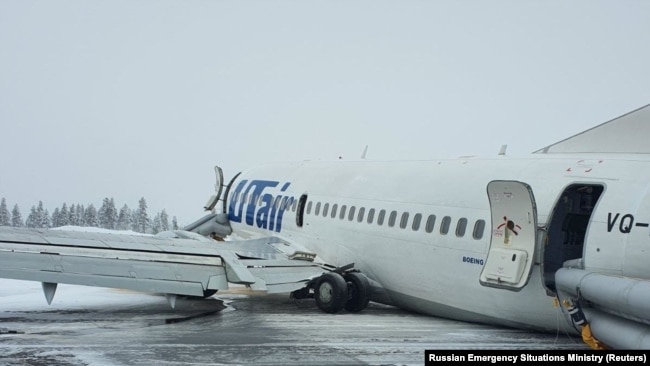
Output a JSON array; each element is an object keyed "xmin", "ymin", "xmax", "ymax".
[{"xmin": 0, "ymin": 279, "xmax": 588, "ymax": 366}]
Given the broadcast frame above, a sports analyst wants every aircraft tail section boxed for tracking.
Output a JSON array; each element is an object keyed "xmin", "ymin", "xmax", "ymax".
[{"xmin": 535, "ymin": 103, "xmax": 650, "ymax": 154}]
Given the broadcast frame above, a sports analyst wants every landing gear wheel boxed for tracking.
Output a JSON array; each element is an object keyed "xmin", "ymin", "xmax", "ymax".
[
  {"xmin": 344, "ymin": 272, "xmax": 370, "ymax": 312},
  {"xmin": 315, "ymin": 272, "xmax": 348, "ymax": 313}
]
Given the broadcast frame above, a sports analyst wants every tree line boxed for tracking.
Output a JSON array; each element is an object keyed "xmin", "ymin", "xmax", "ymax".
[{"xmin": 0, "ymin": 197, "xmax": 181, "ymax": 234}]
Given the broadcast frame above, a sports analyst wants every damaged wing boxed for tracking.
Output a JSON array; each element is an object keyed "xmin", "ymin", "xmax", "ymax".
[{"xmin": 0, "ymin": 227, "xmax": 328, "ymax": 304}]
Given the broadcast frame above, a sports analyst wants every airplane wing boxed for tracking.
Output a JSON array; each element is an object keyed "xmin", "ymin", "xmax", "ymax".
[{"xmin": 0, "ymin": 227, "xmax": 328, "ymax": 304}]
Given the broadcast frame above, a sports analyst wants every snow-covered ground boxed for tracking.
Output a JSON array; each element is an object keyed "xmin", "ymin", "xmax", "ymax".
[
  {"xmin": 52, "ymin": 226, "xmax": 153, "ymax": 236},
  {"xmin": 0, "ymin": 279, "xmax": 588, "ymax": 366}
]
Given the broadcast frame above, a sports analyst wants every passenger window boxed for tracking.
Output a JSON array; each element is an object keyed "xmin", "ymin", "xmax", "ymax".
[
  {"xmin": 348, "ymin": 206, "xmax": 356, "ymax": 221},
  {"xmin": 412, "ymin": 213, "xmax": 422, "ymax": 231},
  {"xmin": 357, "ymin": 207, "xmax": 365, "ymax": 222},
  {"xmin": 440, "ymin": 216, "xmax": 451, "ymax": 234},
  {"xmin": 331, "ymin": 204, "xmax": 338, "ymax": 218},
  {"xmin": 323, "ymin": 203, "xmax": 329, "ymax": 217},
  {"xmin": 367, "ymin": 208, "xmax": 375, "ymax": 224},
  {"xmin": 473, "ymin": 220, "xmax": 486, "ymax": 240},
  {"xmin": 340, "ymin": 205, "xmax": 347, "ymax": 220},
  {"xmin": 425, "ymin": 215, "xmax": 436, "ymax": 233},
  {"xmin": 456, "ymin": 218, "xmax": 468, "ymax": 237},
  {"xmin": 315, "ymin": 202, "xmax": 321, "ymax": 216},
  {"xmin": 388, "ymin": 211, "xmax": 397, "ymax": 227},
  {"xmin": 377, "ymin": 209, "xmax": 386, "ymax": 225},
  {"xmin": 306, "ymin": 201, "xmax": 313, "ymax": 215},
  {"xmin": 400, "ymin": 212, "xmax": 409, "ymax": 229}
]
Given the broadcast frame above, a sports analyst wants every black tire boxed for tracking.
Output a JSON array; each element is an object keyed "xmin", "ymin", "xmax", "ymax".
[
  {"xmin": 314, "ymin": 272, "xmax": 348, "ymax": 314},
  {"xmin": 344, "ymin": 272, "xmax": 370, "ymax": 312}
]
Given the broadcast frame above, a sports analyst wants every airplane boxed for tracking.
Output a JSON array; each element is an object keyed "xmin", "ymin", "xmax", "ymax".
[{"xmin": 1, "ymin": 104, "xmax": 650, "ymax": 350}]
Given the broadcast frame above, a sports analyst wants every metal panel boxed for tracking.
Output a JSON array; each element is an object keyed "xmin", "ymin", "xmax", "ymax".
[
  {"xmin": 480, "ymin": 180, "xmax": 538, "ymax": 290},
  {"xmin": 482, "ymin": 248, "xmax": 528, "ymax": 284}
]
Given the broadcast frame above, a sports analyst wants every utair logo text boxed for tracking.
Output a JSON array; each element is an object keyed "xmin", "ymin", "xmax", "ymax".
[{"xmin": 228, "ymin": 179, "xmax": 294, "ymax": 233}]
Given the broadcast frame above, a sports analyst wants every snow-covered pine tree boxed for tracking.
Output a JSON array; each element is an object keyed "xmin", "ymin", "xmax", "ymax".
[
  {"xmin": 77, "ymin": 205, "xmax": 86, "ymax": 226},
  {"xmin": 107, "ymin": 198, "xmax": 117, "ymax": 230},
  {"xmin": 68, "ymin": 204, "xmax": 77, "ymax": 226},
  {"xmin": 151, "ymin": 213, "xmax": 162, "ymax": 234},
  {"xmin": 35, "ymin": 201, "xmax": 50, "ymax": 228},
  {"xmin": 130, "ymin": 210, "xmax": 139, "ymax": 232},
  {"xmin": 11, "ymin": 204, "xmax": 23, "ymax": 227},
  {"xmin": 160, "ymin": 209, "xmax": 169, "ymax": 232},
  {"xmin": 41, "ymin": 209, "xmax": 51, "ymax": 229},
  {"xmin": 98, "ymin": 199, "xmax": 107, "ymax": 228},
  {"xmin": 98, "ymin": 197, "xmax": 117, "ymax": 229},
  {"xmin": 135, "ymin": 197, "xmax": 149, "ymax": 233},
  {"xmin": 59, "ymin": 203, "xmax": 70, "ymax": 227},
  {"xmin": 172, "ymin": 216, "xmax": 179, "ymax": 230},
  {"xmin": 84, "ymin": 204, "xmax": 99, "ymax": 227},
  {"xmin": 0, "ymin": 198, "xmax": 10, "ymax": 226},
  {"xmin": 26, "ymin": 206, "xmax": 37, "ymax": 228},
  {"xmin": 35, "ymin": 201, "xmax": 45, "ymax": 227},
  {"xmin": 51, "ymin": 207, "xmax": 61, "ymax": 227},
  {"xmin": 117, "ymin": 204, "xmax": 132, "ymax": 231}
]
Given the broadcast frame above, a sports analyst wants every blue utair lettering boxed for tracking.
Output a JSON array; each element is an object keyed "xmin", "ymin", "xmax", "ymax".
[{"xmin": 228, "ymin": 179, "xmax": 294, "ymax": 233}]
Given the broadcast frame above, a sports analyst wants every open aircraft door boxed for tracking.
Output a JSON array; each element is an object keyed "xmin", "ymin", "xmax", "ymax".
[{"xmin": 480, "ymin": 180, "xmax": 538, "ymax": 291}]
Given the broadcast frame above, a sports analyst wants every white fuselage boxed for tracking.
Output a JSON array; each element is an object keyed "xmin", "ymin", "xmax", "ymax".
[{"xmin": 224, "ymin": 154, "xmax": 650, "ymax": 333}]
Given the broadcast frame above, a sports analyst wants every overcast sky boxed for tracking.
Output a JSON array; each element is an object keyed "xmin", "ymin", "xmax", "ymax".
[{"xmin": 1, "ymin": 0, "xmax": 649, "ymax": 224}]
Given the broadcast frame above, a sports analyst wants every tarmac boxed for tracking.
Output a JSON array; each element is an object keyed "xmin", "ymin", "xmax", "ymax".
[{"xmin": 0, "ymin": 279, "xmax": 588, "ymax": 366}]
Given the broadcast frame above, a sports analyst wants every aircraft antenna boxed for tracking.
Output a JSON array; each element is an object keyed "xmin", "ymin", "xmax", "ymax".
[{"xmin": 498, "ymin": 145, "xmax": 507, "ymax": 156}]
